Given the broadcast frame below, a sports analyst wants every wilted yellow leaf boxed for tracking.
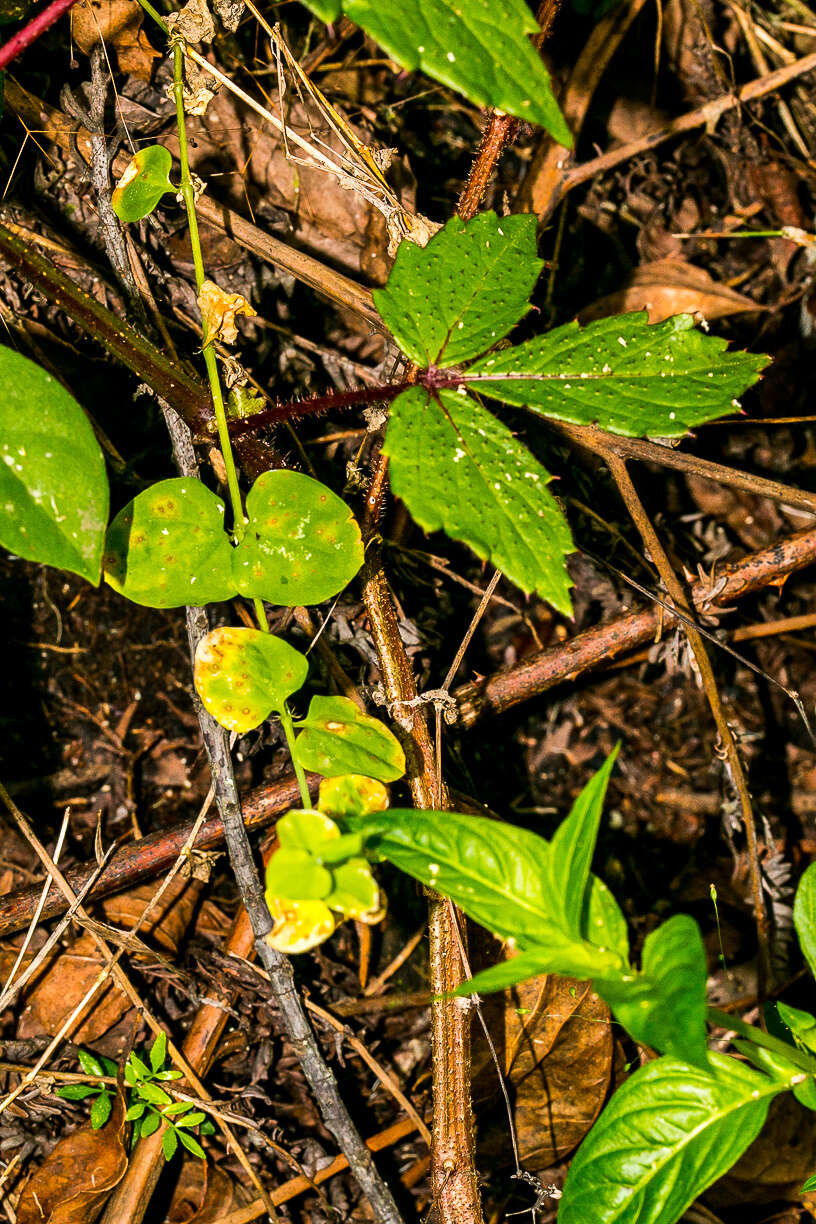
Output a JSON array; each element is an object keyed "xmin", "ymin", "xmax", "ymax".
[{"xmin": 198, "ymin": 279, "xmax": 256, "ymax": 345}]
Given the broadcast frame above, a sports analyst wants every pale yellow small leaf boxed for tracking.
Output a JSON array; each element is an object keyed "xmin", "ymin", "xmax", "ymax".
[{"xmin": 198, "ymin": 279, "xmax": 256, "ymax": 345}]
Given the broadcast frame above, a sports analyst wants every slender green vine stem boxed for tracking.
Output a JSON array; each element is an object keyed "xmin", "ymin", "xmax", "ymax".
[
  {"xmin": 708, "ymin": 1007, "xmax": 816, "ymax": 1074},
  {"xmin": 170, "ymin": 37, "xmax": 245, "ymax": 541},
  {"xmin": 280, "ymin": 706, "xmax": 312, "ymax": 810}
]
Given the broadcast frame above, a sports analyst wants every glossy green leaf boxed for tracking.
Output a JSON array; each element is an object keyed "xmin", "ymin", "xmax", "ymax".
[
  {"xmin": 802, "ymin": 1173, "xmax": 816, "ymax": 1191},
  {"xmin": 294, "ymin": 696, "xmax": 406, "ymax": 781},
  {"xmin": 277, "ymin": 809, "xmax": 341, "ymax": 853},
  {"xmin": 598, "ymin": 915, "xmax": 708, "ymax": 1066},
  {"xmin": 326, "ymin": 858, "xmax": 381, "ymax": 918},
  {"xmin": 233, "ymin": 470, "xmax": 363, "ymax": 606},
  {"xmin": 384, "ymin": 387, "xmax": 574, "ymax": 610},
  {"xmin": 125, "ymin": 1102, "xmax": 146, "ymax": 1121},
  {"xmin": 318, "ymin": 774, "xmax": 390, "ymax": 820},
  {"xmin": 795, "ymin": 862, "xmax": 816, "ymax": 980},
  {"xmin": 77, "ymin": 1048, "xmax": 105, "ymax": 1078},
  {"xmin": 373, "ymin": 213, "xmax": 541, "ymax": 366},
  {"xmin": 454, "ymin": 940, "xmax": 612, "ymax": 998},
  {"xmin": 547, "ymin": 749, "xmax": 618, "ymax": 937},
  {"xmin": 0, "ymin": 346, "xmax": 108, "ymax": 582},
  {"xmin": 559, "ymin": 1053, "xmax": 785, "ymax": 1224},
  {"xmin": 150, "ymin": 1029, "xmax": 167, "ymax": 1073},
  {"xmin": 56, "ymin": 1083, "xmax": 98, "ymax": 1101},
  {"xmin": 584, "ymin": 876, "xmax": 629, "ymax": 962},
  {"xmin": 776, "ymin": 1000, "xmax": 816, "ymax": 1053},
  {"xmin": 466, "ymin": 312, "xmax": 770, "ymax": 438},
  {"xmin": 731, "ymin": 1038, "xmax": 816, "ymax": 1108},
  {"xmin": 112, "ymin": 145, "xmax": 175, "ymax": 223},
  {"xmin": 140, "ymin": 1111, "xmax": 162, "ymax": 1139},
  {"xmin": 162, "ymin": 1127, "xmax": 179, "ymax": 1161},
  {"xmin": 355, "ymin": 808, "xmax": 623, "ymax": 975},
  {"xmin": 177, "ymin": 1129, "xmax": 206, "ymax": 1158},
  {"xmin": 137, "ymin": 1082, "xmax": 171, "ymax": 1106},
  {"xmin": 90, "ymin": 1092, "xmax": 113, "ymax": 1130},
  {"xmin": 264, "ymin": 848, "xmax": 333, "ymax": 900},
  {"xmin": 128, "ymin": 1053, "xmax": 150, "ymax": 1082},
  {"xmin": 301, "ymin": 0, "xmax": 570, "ymax": 142},
  {"xmin": 194, "ymin": 627, "xmax": 308, "ymax": 733},
  {"xmin": 104, "ymin": 478, "xmax": 233, "ymax": 608}
]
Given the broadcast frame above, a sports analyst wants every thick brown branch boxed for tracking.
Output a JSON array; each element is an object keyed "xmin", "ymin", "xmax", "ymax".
[{"xmin": 453, "ymin": 524, "xmax": 816, "ymax": 727}]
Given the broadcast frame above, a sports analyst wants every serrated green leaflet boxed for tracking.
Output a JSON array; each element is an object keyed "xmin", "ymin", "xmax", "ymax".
[
  {"xmin": 104, "ymin": 478, "xmax": 234, "ymax": 608},
  {"xmin": 294, "ymin": 696, "xmax": 406, "ymax": 781},
  {"xmin": 384, "ymin": 387, "xmax": 574, "ymax": 611},
  {"xmin": 795, "ymin": 862, "xmax": 816, "ymax": 980},
  {"xmin": 559, "ymin": 1053, "xmax": 784, "ymax": 1224},
  {"xmin": 373, "ymin": 213, "xmax": 541, "ymax": 366},
  {"xmin": 112, "ymin": 145, "xmax": 175, "ymax": 224},
  {"xmin": 467, "ymin": 312, "xmax": 770, "ymax": 437},
  {"xmin": 194, "ymin": 627, "xmax": 308, "ymax": 732},
  {"xmin": 0, "ymin": 347, "xmax": 108, "ymax": 583},
  {"xmin": 301, "ymin": 0, "xmax": 570, "ymax": 142},
  {"xmin": 233, "ymin": 470, "xmax": 364, "ymax": 606},
  {"xmin": 598, "ymin": 915, "xmax": 709, "ymax": 1066}
]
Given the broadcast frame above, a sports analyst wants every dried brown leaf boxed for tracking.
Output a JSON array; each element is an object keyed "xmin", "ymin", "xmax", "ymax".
[
  {"xmin": 474, "ymin": 973, "xmax": 613, "ymax": 1169},
  {"xmin": 71, "ymin": 0, "xmax": 160, "ymax": 81},
  {"xmin": 197, "ymin": 279, "xmax": 256, "ymax": 345},
  {"xmin": 17, "ymin": 1090, "xmax": 127, "ymax": 1224},
  {"xmin": 579, "ymin": 259, "xmax": 762, "ymax": 324}
]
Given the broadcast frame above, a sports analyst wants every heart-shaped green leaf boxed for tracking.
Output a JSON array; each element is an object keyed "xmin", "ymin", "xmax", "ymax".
[
  {"xmin": 232, "ymin": 470, "xmax": 364, "ymax": 606},
  {"xmin": 112, "ymin": 145, "xmax": 175, "ymax": 224},
  {"xmin": 373, "ymin": 213, "xmax": 542, "ymax": 367},
  {"xmin": 264, "ymin": 848, "xmax": 333, "ymax": 900},
  {"xmin": 264, "ymin": 897, "xmax": 336, "ymax": 953},
  {"xmin": 0, "ymin": 346, "xmax": 108, "ymax": 583},
  {"xmin": 193, "ymin": 627, "xmax": 308, "ymax": 733},
  {"xmin": 326, "ymin": 858, "xmax": 381, "ymax": 919},
  {"xmin": 104, "ymin": 478, "xmax": 234, "ymax": 608},
  {"xmin": 318, "ymin": 774, "xmax": 390, "ymax": 820},
  {"xmin": 277, "ymin": 809, "xmax": 341, "ymax": 853},
  {"xmin": 294, "ymin": 696, "xmax": 406, "ymax": 782}
]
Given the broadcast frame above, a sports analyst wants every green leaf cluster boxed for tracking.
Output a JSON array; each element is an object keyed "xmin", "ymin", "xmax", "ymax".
[
  {"xmin": 376, "ymin": 213, "xmax": 769, "ymax": 611},
  {"xmin": 56, "ymin": 1048, "xmax": 118, "ymax": 1130},
  {"xmin": 124, "ymin": 1031, "xmax": 213, "ymax": 1161}
]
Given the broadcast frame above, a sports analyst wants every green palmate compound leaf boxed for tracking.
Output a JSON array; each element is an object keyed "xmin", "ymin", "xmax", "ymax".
[
  {"xmin": 193, "ymin": 627, "xmax": 308, "ymax": 733},
  {"xmin": 232, "ymin": 470, "xmax": 364, "ymax": 606},
  {"xmin": 384, "ymin": 387, "xmax": 574, "ymax": 611},
  {"xmin": 546, "ymin": 748, "xmax": 618, "ymax": 937},
  {"xmin": 0, "ymin": 347, "xmax": 109, "ymax": 583},
  {"xmin": 598, "ymin": 915, "xmax": 709, "ymax": 1067},
  {"xmin": 104, "ymin": 478, "xmax": 233, "ymax": 608},
  {"xmin": 301, "ymin": 0, "xmax": 570, "ymax": 143},
  {"xmin": 559, "ymin": 1053, "xmax": 788, "ymax": 1224},
  {"xmin": 112, "ymin": 145, "xmax": 175, "ymax": 224},
  {"xmin": 795, "ymin": 861, "xmax": 816, "ymax": 980},
  {"xmin": 373, "ymin": 213, "xmax": 542, "ymax": 366},
  {"xmin": 294, "ymin": 696, "xmax": 406, "ymax": 782},
  {"xmin": 466, "ymin": 312, "xmax": 771, "ymax": 438}
]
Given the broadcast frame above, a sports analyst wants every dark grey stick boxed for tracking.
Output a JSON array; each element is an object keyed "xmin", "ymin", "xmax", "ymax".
[{"xmin": 163, "ymin": 405, "xmax": 406, "ymax": 1224}]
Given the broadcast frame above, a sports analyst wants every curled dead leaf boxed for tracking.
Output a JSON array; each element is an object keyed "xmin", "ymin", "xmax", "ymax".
[
  {"xmin": 166, "ymin": 1158, "xmax": 249, "ymax": 1222},
  {"xmin": 167, "ymin": 0, "xmax": 215, "ymax": 43},
  {"xmin": 473, "ymin": 971, "xmax": 613, "ymax": 1169},
  {"xmin": 197, "ymin": 279, "xmax": 256, "ymax": 345},
  {"xmin": 71, "ymin": 0, "xmax": 159, "ymax": 81},
  {"xmin": 17, "ymin": 1089, "xmax": 127, "ymax": 1224},
  {"xmin": 579, "ymin": 259, "xmax": 762, "ymax": 324}
]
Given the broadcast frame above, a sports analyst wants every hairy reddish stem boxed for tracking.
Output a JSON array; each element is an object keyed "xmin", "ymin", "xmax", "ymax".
[{"xmin": 0, "ymin": 0, "xmax": 81, "ymax": 70}]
